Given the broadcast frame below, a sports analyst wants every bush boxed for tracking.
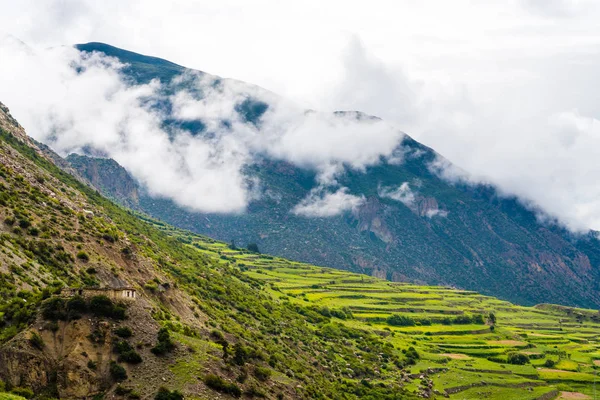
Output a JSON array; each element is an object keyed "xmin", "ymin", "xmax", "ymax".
[
  {"xmin": 89, "ymin": 295, "xmax": 126, "ymax": 319},
  {"xmin": 11, "ymin": 387, "xmax": 34, "ymax": 399},
  {"xmin": 233, "ymin": 343, "xmax": 250, "ymax": 366},
  {"xmin": 119, "ymin": 350, "xmax": 142, "ymax": 364},
  {"xmin": 544, "ymin": 359, "xmax": 556, "ymax": 368},
  {"xmin": 507, "ymin": 353, "xmax": 530, "ymax": 365},
  {"xmin": 66, "ymin": 296, "xmax": 88, "ymax": 314},
  {"xmin": 204, "ymin": 374, "xmax": 242, "ymax": 398},
  {"xmin": 387, "ymin": 315, "xmax": 415, "ymax": 327},
  {"xmin": 76, "ymin": 251, "xmax": 89, "ymax": 262},
  {"xmin": 109, "ymin": 361, "xmax": 127, "ymax": 381},
  {"xmin": 115, "ymin": 326, "xmax": 133, "ymax": 338},
  {"xmin": 29, "ymin": 331, "xmax": 44, "ymax": 350},
  {"xmin": 253, "ymin": 365, "xmax": 272, "ymax": 382},
  {"xmin": 154, "ymin": 387, "xmax": 184, "ymax": 400},
  {"xmin": 151, "ymin": 328, "xmax": 175, "ymax": 355},
  {"xmin": 42, "ymin": 297, "xmax": 66, "ymax": 321}
]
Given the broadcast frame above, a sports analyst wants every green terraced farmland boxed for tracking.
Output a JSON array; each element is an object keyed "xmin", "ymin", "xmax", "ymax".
[{"xmin": 156, "ymin": 226, "xmax": 600, "ymax": 399}]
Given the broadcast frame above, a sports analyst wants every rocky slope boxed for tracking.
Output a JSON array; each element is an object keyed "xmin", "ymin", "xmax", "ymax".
[{"xmin": 63, "ymin": 43, "xmax": 600, "ymax": 309}]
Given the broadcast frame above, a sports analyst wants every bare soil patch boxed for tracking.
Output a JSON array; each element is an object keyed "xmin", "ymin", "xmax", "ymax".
[
  {"xmin": 488, "ymin": 340, "xmax": 527, "ymax": 346},
  {"xmin": 557, "ymin": 392, "xmax": 591, "ymax": 399},
  {"xmin": 440, "ymin": 353, "xmax": 470, "ymax": 360}
]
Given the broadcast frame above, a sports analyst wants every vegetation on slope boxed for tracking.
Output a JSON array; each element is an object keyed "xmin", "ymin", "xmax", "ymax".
[
  {"xmin": 147, "ymin": 223, "xmax": 600, "ymax": 399},
  {"xmin": 0, "ymin": 104, "xmax": 422, "ymax": 398}
]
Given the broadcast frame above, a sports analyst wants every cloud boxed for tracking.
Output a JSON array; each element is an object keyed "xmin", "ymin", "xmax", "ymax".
[
  {"xmin": 327, "ymin": 34, "xmax": 600, "ymax": 231},
  {"xmin": 2, "ymin": 1, "xmax": 600, "ymax": 229},
  {"xmin": 378, "ymin": 182, "xmax": 416, "ymax": 207},
  {"xmin": 378, "ymin": 182, "xmax": 448, "ymax": 218},
  {"xmin": 521, "ymin": 0, "xmax": 591, "ymax": 18},
  {"xmin": 0, "ymin": 43, "xmax": 253, "ymax": 213},
  {"xmin": 0, "ymin": 41, "xmax": 408, "ymax": 216},
  {"xmin": 425, "ymin": 209, "xmax": 448, "ymax": 218},
  {"xmin": 292, "ymin": 188, "xmax": 365, "ymax": 217}
]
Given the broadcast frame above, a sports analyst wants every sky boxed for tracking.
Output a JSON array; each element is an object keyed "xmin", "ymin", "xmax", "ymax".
[{"xmin": 1, "ymin": 0, "xmax": 600, "ymax": 230}]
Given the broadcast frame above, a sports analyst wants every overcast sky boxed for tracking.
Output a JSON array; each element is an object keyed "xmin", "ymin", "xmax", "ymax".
[{"xmin": 1, "ymin": 0, "xmax": 600, "ymax": 231}]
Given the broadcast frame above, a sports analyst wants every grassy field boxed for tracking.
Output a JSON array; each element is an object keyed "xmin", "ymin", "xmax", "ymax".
[{"xmin": 151, "ymin": 223, "xmax": 600, "ymax": 399}]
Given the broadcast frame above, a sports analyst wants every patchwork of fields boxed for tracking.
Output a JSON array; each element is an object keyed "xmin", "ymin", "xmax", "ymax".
[{"xmin": 155, "ymin": 221, "xmax": 600, "ymax": 399}]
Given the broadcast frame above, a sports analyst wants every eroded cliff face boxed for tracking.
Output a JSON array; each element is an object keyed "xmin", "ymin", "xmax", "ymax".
[
  {"xmin": 0, "ymin": 298, "xmax": 164, "ymax": 399},
  {"xmin": 0, "ymin": 319, "xmax": 111, "ymax": 398}
]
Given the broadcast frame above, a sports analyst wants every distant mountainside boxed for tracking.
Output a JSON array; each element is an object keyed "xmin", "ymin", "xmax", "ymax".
[{"xmin": 66, "ymin": 43, "xmax": 600, "ymax": 309}]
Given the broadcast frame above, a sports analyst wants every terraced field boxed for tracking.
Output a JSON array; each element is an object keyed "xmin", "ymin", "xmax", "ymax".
[{"xmin": 155, "ymin": 222, "xmax": 600, "ymax": 399}]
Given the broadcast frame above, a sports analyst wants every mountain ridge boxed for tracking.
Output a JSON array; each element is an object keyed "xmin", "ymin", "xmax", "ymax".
[{"xmin": 60, "ymin": 43, "xmax": 600, "ymax": 309}]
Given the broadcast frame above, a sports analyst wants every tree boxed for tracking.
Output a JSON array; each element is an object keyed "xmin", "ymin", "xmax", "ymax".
[{"xmin": 247, "ymin": 243, "xmax": 260, "ymax": 253}]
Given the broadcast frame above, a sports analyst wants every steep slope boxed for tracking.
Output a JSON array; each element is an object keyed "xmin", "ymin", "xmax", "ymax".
[
  {"xmin": 64, "ymin": 43, "xmax": 600, "ymax": 309},
  {"xmin": 0, "ymin": 103, "xmax": 423, "ymax": 399}
]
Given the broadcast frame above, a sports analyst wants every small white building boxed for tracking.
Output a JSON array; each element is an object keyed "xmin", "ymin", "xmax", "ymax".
[{"xmin": 62, "ymin": 287, "xmax": 137, "ymax": 301}]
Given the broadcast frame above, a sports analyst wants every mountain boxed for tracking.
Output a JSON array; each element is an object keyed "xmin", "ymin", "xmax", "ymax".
[
  {"xmin": 63, "ymin": 43, "xmax": 600, "ymax": 309},
  {"xmin": 1, "ymin": 101, "xmax": 600, "ymax": 400},
  {"xmin": 63, "ymin": 43, "xmax": 600, "ymax": 307}
]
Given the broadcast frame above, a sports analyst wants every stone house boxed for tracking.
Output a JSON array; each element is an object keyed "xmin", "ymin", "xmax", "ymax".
[{"xmin": 62, "ymin": 287, "xmax": 137, "ymax": 301}]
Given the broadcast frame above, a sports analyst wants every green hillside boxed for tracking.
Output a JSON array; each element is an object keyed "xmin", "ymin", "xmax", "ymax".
[
  {"xmin": 149, "ymin": 221, "xmax": 600, "ymax": 399},
  {"xmin": 0, "ymin": 103, "xmax": 418, "ymax": 398}
]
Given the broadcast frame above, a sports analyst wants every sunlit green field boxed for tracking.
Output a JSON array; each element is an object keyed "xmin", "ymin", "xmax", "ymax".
[{"xmin": 158, "ymin": 224, "xmax": 600, "ymax": 398}]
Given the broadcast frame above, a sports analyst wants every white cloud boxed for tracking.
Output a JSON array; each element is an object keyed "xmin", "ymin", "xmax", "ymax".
[
  {"xmin": 425, "ymin": 209, "xmax": 448, "ymax": 218},
  {"xmin": 378, "ymin": 182, "xmax": 448, "ymax": 218},
  {"xmin": 378, "ymin": 182, "xmax": 416, "ymax": 207},
  {"xmin": 292, "ymin": 188, "xmax": 365, "ymax": 217},
  {"xmin": 2, "ymin": 1, "xmax": 600, "ymax": 228},
  {"xmin": 0, "ymin": 41, "xmax": 407, "ymax": 216}
]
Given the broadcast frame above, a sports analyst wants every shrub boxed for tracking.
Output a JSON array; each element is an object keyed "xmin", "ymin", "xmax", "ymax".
[
  {"xmin": 253, "ymin": 365, "xmax": 272, "ymax": 382},
  {"xmin": 544, "ymin": 359, "xmax": 556, "ymax": 368},
  {"xmin": 386, "ymin": 315, "xmax": 415, "ymax": 327},
  {"xmin": 154, "ymin": 387, "xmax": 184, "ymax": 400},
  {"xmin": 109, "ymin": 361, "xmax": 127, "ymax": 381},
  {"xmin": 76, "ymin": 251, "xmax": 89, "ymax": 262},
  {"xmin": 115, "ymin": 326, "xmax": 133, "ymax": 338},
  {"xmin": 204, "ymin": 374, "xmax": 242, "ymax": 398},
  {"xmin": 119, "ymin": 350, "xmax": 142, "ymax": 364},
  {"xmin": 89, "ymin": 295, "xmax": 126, "ymax": 319},
  {"xmin": 66, "ymin": 296, "xmax": 88, "ymax": 314},
  {"xmin": 151, "ymin": 327, "xmax": 175, "ymax": 355},
  {"xmin": 87, "ymin": 360, "xmax": 97, "ymax": 370},
  {"xmin": 29, "ymin": 331, "xmax": 44, "ymax": 350},
  {"xmin": 507, "ymin": 353, "xmax": 530, "ymax": 365},
  {"xmin": 42, "ymin": 297, "xmax": 66, "ymax": 321},
  {"xmin": 233, "ymin": 343, "xmax": 250, "ymax": 366},
  {"xmin": 11, "ymin": 387, "xmax": 34, "ymax": 399}
]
